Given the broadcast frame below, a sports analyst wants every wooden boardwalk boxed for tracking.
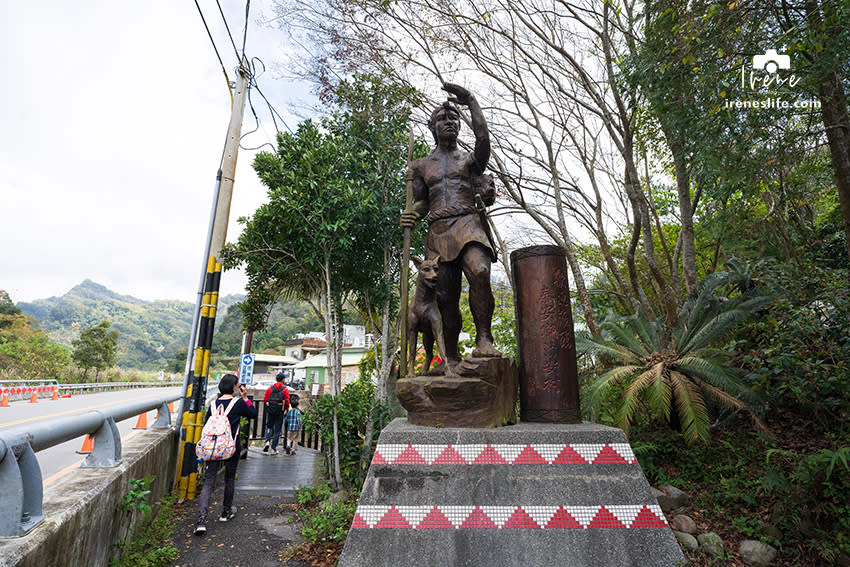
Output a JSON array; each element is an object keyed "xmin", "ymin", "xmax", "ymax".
[{"xmin": 235, "ymin": 445, "xmax": 324, "ymax": 498}]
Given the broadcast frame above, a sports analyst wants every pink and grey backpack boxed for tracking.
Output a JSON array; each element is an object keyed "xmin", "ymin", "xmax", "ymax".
[{"xmin": 195, "ymin": 398, "xmax": 239, "ymax": 461}]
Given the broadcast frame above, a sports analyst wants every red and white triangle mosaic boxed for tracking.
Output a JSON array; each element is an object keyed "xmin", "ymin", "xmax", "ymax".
[
  {"xmin": 371, "ymin": 443, "xmax": 637, "ymax": 466},
  {"xmin": 351, "ymin": 504, "xmax": 668, "ymax": 530}
]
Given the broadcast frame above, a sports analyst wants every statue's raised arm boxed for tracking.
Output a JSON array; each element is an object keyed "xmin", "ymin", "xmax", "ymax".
[{"xmin": 442, "ymin": 83, "xmax": 490, "ymax": 174}]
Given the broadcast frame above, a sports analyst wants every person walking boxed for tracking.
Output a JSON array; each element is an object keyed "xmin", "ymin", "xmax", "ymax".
[
  {"xmin": 262, "ymin": 372, "xmax": 290, "ymax": 455},
  {"xmin": 195, "ymin": 374, "xmax": 257, "ymax": 535},
  {"xmin": 285, "ymin": 396, "xmax": 303, "ymax": 456}
]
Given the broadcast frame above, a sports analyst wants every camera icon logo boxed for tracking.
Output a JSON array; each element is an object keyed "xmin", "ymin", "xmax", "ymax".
[{"xmin": 752, "ymin": 49, "xmax": 790, "ymax": 73}]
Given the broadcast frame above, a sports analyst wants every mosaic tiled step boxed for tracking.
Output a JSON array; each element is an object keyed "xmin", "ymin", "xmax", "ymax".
[
  {"xmin": 351, "ymin": 504, "xmax": 668, "ymax": 530},
  {"xmin": 371, "ymin": 443, "xmax": 637, "ymax": 465}
]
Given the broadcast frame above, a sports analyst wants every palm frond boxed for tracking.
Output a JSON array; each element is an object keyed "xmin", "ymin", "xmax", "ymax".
[
  {"xmin": 614, "ymin": 364, "xmax": 666, "ymax": 436},
  {"xmin": 688, "ymin": 375, "xmax": 770, "ymax": 434},
  {"xmin": 601, "ymin": 318, "xmax": 651, "ymax": 357},
  {"xmin": 687, "ymin": 375, "xmax": 748, "ymax": 411},
  {"xmin": 577, "ymin": 335, "xmax": 642, "ymax": 365},
  {"xmin": 613, "ymin": 387, "xmax": 643, "ymax": 436},
  {"xmin": 680, "ymin": 306, "xmax": 755, "ymax": 352},
  {"xmin": 648, "ymin": 364, "xmax": 673, "ymax": 420},
  {"xmin": 669, "ymin": 370, "xmax": 710, "ymax": 444},
  {"xmin": 676, "ymin": 355, "xmax": 742, "ymax": 389},
  {"xmin": 629, "ymin": 316, "xmax": 663, "ymax": 352},
  {"xmin": 587, "ymin": 365, "xmax": 642, "ymax": 408},
  {"xmin": 621, "ymin": 364, "xmax": 662, "ymax": 401}
]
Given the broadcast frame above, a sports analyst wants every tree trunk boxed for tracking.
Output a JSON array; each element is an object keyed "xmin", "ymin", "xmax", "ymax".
[
  {"xmin": 624, "ymin": 155, "xmax": 676, "ymax": 328},
  {"xmin": 361, "ymin": 405, "xmax": 375, "ymax": 483},
  {"xmin": 561, "ymin": 237, "xmax": 601, "ymax": 337},
  {"xmin": 626, "ymin": 209, "xmax": 655, "ymax": 319},
  {"xmin": 818, "ymin": 70, "xmax": 850, "ymax": 266},
  {"xmin": 806, "ymin": 0, "xmax": 850, "ymax": 266},
  {"xmin": 322, "ymin": 257, "xmax": 343, "ymax": 488}
]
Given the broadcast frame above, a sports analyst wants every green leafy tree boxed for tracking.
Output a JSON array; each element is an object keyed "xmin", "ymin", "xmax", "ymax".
[
  {"xmin": 223, "ymin": 74, "xmax": 420, "ymax": 487},
  {"xmin": 0, "ymin": 335, "xmax": 71, "ymax": 381},
  {"xmin": 579, "ymin": 270, "xmax": 772, "ymax": 444},
  {"xmin": 0, "ymin": 290, "xmax": 21, "ymax": 317},
  {"xmin": 72, "ymin": 320, "xmax": 119, "ymax": 381},
  {"xmin": 0, "ymin": 290, "xmax": 71, "ymax": 380}
]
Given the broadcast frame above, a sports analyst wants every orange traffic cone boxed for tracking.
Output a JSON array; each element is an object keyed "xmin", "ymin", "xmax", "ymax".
[
  {"xmin": 134, "ymin": 412, "xmax": 148, "ymax": 429},
  {"xmin": 51, "ymin": 389, "xmax": 59, "ymax": 400},
  {"xmin": 77, "ymin": 434, "xmax": 94, "ymax": 454},
  {"xmin": 29, "ymin": 391, "xmax": 38, "ymax": 403},
  {"xmin": 62, "ymin": 391, "xmax": 72, "ymax": 398},
  {"xmin": 0, "ymin": 393, "xmax": 8, "ymax": 407},
  {"xmin": 168, "ymin": 402, "xmax": 175, "ymax": 412}
]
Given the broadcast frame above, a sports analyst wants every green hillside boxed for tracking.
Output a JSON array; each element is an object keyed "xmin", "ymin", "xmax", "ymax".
[{"xmin": 17, "ymin": 280, "xmax": 244, "ymax": 370}]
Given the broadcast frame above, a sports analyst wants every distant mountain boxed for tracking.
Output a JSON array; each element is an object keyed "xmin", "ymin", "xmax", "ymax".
[{"xmin": 18, "ymin": 280, "xmax": 245, "ymax": 370}]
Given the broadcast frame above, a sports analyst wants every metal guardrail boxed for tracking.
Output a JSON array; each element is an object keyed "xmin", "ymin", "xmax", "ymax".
[
  {"xmin": 0, "ymin": 380, "xmax": 183, "ymax": 403},
  {"xmin": 0, "ymin": 392, "xmax": 182, "ymax": 538}
]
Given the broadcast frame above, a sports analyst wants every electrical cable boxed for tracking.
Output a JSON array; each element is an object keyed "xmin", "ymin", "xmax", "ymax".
[
  {"xmin": 193, "ymin": 0, "xmax": 234, "ymax": 102},
  {"xmin": 248, "ymin": 58, "xmax": 293, "ymax": 133},
  {"xmin": 215, "ymin": 0, "xmax": 242, "ymax": 62},
  {"xmin": 238, "ymin": 57, "xmax": 289, "ymax": 151},
  {"xmin": 242, "ymin": 0, "xmax": 251, "ymax": 59}
]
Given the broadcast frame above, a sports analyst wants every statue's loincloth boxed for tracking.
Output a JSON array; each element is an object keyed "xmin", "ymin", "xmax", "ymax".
[{"xmin": 426, "ymin": 214, "xmax": 496, "ymax": 263}]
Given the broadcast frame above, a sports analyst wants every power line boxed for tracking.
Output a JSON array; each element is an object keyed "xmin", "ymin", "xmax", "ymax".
[
  {"xmin": 242, "ymin": 0, "xmax": 251, "ymax": 58},
  {"xmin": 248, "ymin": 57, "xmax": 293, "ymax": 134},
  {"xmin": 193, "ymin": 0, "xmax": 233, "ymax": 98},
  {"xmin": 215, "ymin": 0, "xmax": 242, "ymax": 62},
  {"xmin": 194, "ymin": 3, "xmax": 292, "ymax": 149}
]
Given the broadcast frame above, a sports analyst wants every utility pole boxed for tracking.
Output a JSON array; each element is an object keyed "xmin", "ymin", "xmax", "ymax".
[{"xmin": 175, "ymin": 60, "xmax": 251, "ymax": 501}]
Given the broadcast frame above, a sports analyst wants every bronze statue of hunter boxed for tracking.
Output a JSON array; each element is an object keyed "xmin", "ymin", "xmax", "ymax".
[{"xmin": 401, "ymin": 83, "xmax": 499, "ymax": 370}]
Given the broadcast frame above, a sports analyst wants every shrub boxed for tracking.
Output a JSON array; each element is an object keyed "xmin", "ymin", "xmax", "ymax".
[
  {"xmin": 305, "ymin": 376, "xmax": 390, "ymax": 489},
  {"xmin": 765, "ymin": 446, "xmax": 850, "ymax": 562},
  {"xmin": 734, "ymin": 261, "xmax": 850, "ymax": 430},
  {"xmin": 110, "ymin": 496, "xmax": 178, "ymax": 567}
]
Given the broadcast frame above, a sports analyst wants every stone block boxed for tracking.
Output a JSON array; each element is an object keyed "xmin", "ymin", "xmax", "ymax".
[
  {"xmin": 656, "ymin": 485, "xmax": 689, "ymax": 512},
  {"xmin": 698, "ymin": 532, "xmax": 725, "ymax": 558},
  {"xmin": 396, "ymin": 356, "xmax": 518, "ymax": 428},
  {"xmin": 670, "ymin": 514, "xmax": 697, "ymax": 534},
  {"xmin": 339, "ymin": 419, "xmax": 685, "ymax": 567},
  {"xmin": 673, "ymin": 530, "xmax": 698, "ymax": 551},
  {"xmin": 740, "ymin": 539, "xmax": 778, "ymax": 566}
]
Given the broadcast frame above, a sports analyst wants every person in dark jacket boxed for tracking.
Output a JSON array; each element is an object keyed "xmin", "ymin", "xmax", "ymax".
[
  {"xmin": 261, "ymin": 372, "xmax": 290, "ymax": 455},
  {"xmin": 195, "ymin": 374, "xmax": 257, "ymax": 535}
]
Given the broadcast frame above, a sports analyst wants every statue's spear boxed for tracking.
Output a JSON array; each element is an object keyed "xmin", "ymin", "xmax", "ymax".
[{"xmin": 399, "ymin": 126, "xmax": 416, "ymax": 378}]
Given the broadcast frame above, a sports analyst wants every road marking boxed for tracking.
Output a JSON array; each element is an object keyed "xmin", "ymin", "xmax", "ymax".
[
  {"xmin": 42, "ymin": 429, "xmax": 142, "ymax": 487},
  {"xmin": 0, "ymin": 394, "xmax": 171, "ymax": 429}
]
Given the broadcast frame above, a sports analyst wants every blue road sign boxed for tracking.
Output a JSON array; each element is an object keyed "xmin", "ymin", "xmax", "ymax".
[{"xmin": 239, "ymin": 354, "xmax": 255, "ymax": 384}]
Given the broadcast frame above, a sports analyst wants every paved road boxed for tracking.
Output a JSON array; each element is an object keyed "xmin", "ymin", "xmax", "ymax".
[{"xmin": 0, "ymin": 387, "xmax": 183, "ymax": 486}]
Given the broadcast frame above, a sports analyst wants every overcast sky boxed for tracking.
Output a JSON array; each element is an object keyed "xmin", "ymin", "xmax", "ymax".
[{"xmin": 0, "ymin": 1, "xmax": 315, "ymax": 304}]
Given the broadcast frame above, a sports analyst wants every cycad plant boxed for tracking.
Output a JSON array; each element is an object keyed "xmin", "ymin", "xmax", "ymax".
[{"xmin": 578, "ymin": 272, "xmax": 772, "ymax": 444}]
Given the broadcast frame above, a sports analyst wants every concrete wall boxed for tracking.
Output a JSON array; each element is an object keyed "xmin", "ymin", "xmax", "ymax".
[{"xmin": 0, "ymin": 427, "xmax": 178, "ymax": 567}]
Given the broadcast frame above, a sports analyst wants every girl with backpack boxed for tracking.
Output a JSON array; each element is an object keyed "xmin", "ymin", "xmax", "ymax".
[
  {"xmin": 195, "ymin": 374, "xmax": 257, "ymax": 535},
  {"xmin": 285, "ymin": 396, "xmax": 304, "ymax": 456}
]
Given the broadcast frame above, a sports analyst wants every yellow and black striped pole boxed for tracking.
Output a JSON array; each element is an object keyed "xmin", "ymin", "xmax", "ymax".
[{"xmin": 176, "ymin": 256, "xmax": 222, "ymax": 501}]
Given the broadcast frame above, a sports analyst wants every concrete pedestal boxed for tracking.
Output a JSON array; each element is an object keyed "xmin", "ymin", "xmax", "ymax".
[{"xmin": 338, "ymin": 419, "xmax": 685, "ymax": 567}]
